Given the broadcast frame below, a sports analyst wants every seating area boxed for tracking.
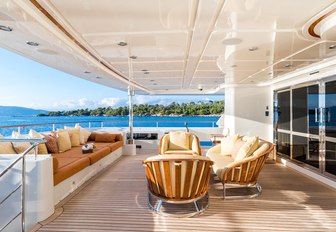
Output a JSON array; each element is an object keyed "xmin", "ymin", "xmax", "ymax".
[
  {"xmin": 143, "ymin": 131, "xmax": 274, "ymax": 216},
  {"xmin": 52, "ymin": 132, "xmax": 123, "ymax": 186}
]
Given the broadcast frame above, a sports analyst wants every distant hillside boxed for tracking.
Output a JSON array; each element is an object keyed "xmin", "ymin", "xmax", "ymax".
[{"xmin": 0, "ymin": 106, "xmax": 48, "ymax": 116}]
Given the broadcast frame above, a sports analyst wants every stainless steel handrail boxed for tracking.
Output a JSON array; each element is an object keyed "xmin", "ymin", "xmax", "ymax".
[
  {"xmin": 0, "ymin": 119, "xmax": 217, "ymax": 129},
  {"xmin": 0, "ymin": 138, "xmax": 46, "ymax": 232}
]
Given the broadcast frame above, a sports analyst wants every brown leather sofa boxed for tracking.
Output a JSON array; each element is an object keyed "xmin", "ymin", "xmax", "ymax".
[{"xmin": 52, "ymin": 133, "xmax": 123, "ymax": 186}]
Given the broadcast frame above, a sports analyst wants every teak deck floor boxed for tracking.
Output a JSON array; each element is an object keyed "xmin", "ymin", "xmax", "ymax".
[{"xmin": 37, "ymin": 148, "xmax": 336, "ymax": 232}]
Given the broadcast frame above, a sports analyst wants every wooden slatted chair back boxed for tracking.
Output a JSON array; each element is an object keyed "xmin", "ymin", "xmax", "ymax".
[{"xmin": 143, "ymin": 155, "xmax": 213, "ymax": 202}]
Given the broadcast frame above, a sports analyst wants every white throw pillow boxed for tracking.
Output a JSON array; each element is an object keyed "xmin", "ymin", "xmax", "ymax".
[
  {"xmin": 234, "ymin": 136, "xmax": 259, "ymax": 162},
  {"xmin": 220, "ymin": 134, "xmax": 239, "ymax": 156}
]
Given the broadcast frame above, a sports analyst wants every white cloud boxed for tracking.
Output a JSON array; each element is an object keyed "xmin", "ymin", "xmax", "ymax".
[{"xmin": 99, "ymin": 97, "xmax": 122, "ymax": 107}]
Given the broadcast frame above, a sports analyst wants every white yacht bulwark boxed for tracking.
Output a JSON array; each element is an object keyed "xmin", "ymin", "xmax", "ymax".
[{"xmin": 0, "ymin": 0, "xmax": 336, "ymax": 231}]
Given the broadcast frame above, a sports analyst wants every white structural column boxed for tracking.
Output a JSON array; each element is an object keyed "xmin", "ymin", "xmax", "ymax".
[
  {"xmin": 224, "ymin": 86, "xmax": 273, "ymax": 141},
  {"xmin": 128, "ymin": 86, "xmax": 135, "ymax": 144}
]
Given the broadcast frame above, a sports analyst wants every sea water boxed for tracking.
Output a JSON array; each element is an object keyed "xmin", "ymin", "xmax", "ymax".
[{"xmin": 0, "ymin": 115, "xmax": 220, "ymax": 136}]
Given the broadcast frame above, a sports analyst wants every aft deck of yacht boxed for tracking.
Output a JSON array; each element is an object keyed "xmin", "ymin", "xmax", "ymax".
[{"xmin": 34, "ymin": 148, "xmax": 336, "ymax": 232}]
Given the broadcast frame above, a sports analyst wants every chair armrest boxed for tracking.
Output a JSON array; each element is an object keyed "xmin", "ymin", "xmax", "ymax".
[
  {"xmin": 191, "ymin": 135, "xmax": 201, "ymax": 155},
  {"xmin": 159, "ymin": 134, "xmax": 170, "ymax": 154}
]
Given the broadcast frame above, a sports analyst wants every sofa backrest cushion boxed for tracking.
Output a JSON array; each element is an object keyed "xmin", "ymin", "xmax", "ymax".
[
  {"xmin": 234, "ymin": 136, "xmax": 259, "ymax": 162},
  {"xmin": 57, "ymin": 131, "xmax": 72, "ymax": 153},
  {"xmin": 88, "ymin": 132, "xmax": 96, "ymax": 141},
  {"xmin": 168, "ymin": 131, "xmax": 190, "ymax": 150},
  {"xmin": 95, "ymin": 133, "xmax": 116, "ymax": 142},
  {"xmin": 220, "ymin": 134, "xmax": 239, "ymax": 156}
]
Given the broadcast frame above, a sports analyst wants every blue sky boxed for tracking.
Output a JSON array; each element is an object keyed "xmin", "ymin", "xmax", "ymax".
[{"xmin": 0, "ymin": 48, "xmax": 223, "ymax": 111}]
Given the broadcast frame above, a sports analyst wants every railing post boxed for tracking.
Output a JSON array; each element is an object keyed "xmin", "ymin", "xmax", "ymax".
[
  {"xmin": 52, "ymin": 124, "xmax": 55, "ymax": 131},
  {"xmin": 156, "ymin": 122, "xmax": 159, "ymax": 128},
  {"xmin": 18, "ymin": 127, "xmax": 21, "ymax": 134},
  {"xmin": 212, "ymin": 122, "xmax": 215, "ymax": 127},
  {"xmin": 89, "ymin": 122, "xmax": 91, "ymax": 128},
  {"xmin": 101, "ymin": 122, "xmax": 104, "ymax": 128},
  {"xmin": 21, "ymin": 156, "xmax": 26, "ymax": 232}
]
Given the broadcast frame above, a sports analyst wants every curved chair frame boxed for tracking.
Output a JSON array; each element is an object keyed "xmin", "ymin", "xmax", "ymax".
[
  {"xmin": 220, "ymin": 142, "xmax": 274, "ymax": 199},
  {"xmin": 143, "ymin": 155, "xmax": 213, "ymax": 217},
  {"xmin": 208, "ymin": 140, "xmax": 274, "ymax": 199}
]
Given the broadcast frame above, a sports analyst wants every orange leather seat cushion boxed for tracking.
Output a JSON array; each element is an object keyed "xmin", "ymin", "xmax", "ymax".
[
  {"xmin": 86, "ymin": 147, "xmax": 111, "ymax": 164},
  {"xmin": 108, "ymin": 141, "xmax": 123, "ymax": 152},
  {"xmin": 53, "ymin": 157, "xmax": 90, "ymax": 186},
  {"xmin": 93, "ymin": 142, "xmax": 112, "ymax": 150}
]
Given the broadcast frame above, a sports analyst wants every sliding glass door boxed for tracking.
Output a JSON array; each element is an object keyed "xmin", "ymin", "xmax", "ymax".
[
  {"xmin": 275, "ymin": 79, "xmax": 336, "ymax": 179},
  {"xmin": 325, "ymin": 80, "xmax": 336, "ymax": 176}
]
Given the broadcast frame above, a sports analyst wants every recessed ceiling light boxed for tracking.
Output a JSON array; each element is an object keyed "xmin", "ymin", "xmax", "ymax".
[
  {"xmin": 231, "ymin": 64, "xmax": 237, "ymax": 68},
  {"xmin": 214, "ymin": 81, "xmax": 218, "ymax": 83},
  {"xmin": 222, "ymin": 38, "xmax": 242, "ymax": 45},
  {"xmin": 329, "ymin": 44, "xmax": 336, "ymax": 49},
  {"xmin": 248, "ymin": 46, "xmax": 258, "ymax": 51},
  {"xmin": 96, "ymin": 76, "xmax": 103, "ymax": 79},
  {"xmin": 150, "ymin": 80, "xmax": 155, "ymax": 82},
  {"xmin": 0, "ymin": 25, "xmax": 13, "ymax": 32},
  {"xmin": 117, "ymin": 41, "xmax": 127, "ymax": 46},
  {"xmin": 142, "ymin": 69, "xmax": 148, "ymax": 72},
  {"xmin": 153, "ymin": 83, "xmax": 157, "ymax": 85},
  {"xmin": 144, "ymin": 71, "xmax": 150, "ymax": 74},
  {"xmin": 129, "ymin": 55, "xmax": 137, "ymax": 59},
  {"xmin": 84, "ymin": 71, "xmax": 91, "ymax": 74},
  {"xmin": 284, "ymin": 64, "xmax": 292, "ymax": 68},
  {"xmin": 26, "ymin": 41, "xmax": 39, "ymax": 46}
]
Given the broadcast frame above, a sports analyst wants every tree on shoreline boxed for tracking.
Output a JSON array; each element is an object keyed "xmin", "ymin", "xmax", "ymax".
[{"xmin": 40, "ymin": 100, "xmax": 224, "ymax": 117}]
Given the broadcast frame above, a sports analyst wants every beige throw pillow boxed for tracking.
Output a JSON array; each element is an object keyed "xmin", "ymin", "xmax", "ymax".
[
  {"xmin": 29, "ymin": 129, "xmax": 48, "ymax": 154},
  {"xmin": 220, "ymin": 134, "xmax": 239, "ymax": 156},
  {"xmin": 62, "ymin": 127, "xmax": 81, "ymax": 147},
  {"xmin": 12, "ymin": 142, "xmax": 35, "ymax": 154},
  {"xmin": 168, "ymin": 131, "xmax": 190, "ymax": 150},
  {"xmin": 75, "ymin": 124, "xmax": 91, "ymax": 144},
  {"xmin": 11, "ymin": 132, "xmax": 35, "ymax": 154},
  {"xmin": 0, "ymin": 134, "xmax": 17, "ymax": 154},
  {"xmin": 57, "ymin": 131, "xmax": 72, "ymax": 152},
  {"xmin": 234, "ymin": 136, "xmax": 259, "ymax": 161}
]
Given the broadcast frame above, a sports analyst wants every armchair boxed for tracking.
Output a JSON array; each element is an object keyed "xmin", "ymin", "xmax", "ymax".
[
  {"xmin": 206, "ymin": 136, "xmax": 274, "ymax": 199},
  {"xmin": 143, "ymin": 154, "xmax": 213, "ymax": 216},
  {"xmin": 159, "ymin": 131, "xmax": 201, "ymax": 155}
]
